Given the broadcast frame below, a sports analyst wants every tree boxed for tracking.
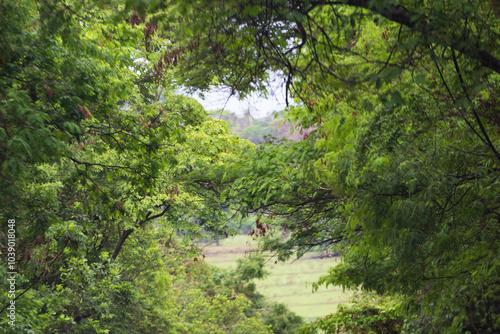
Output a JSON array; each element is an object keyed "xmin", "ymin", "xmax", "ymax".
[
  {"xmin": 157, "ymin": 0, "xmax": 500, "ymax": 332},
  {"xmin": 0, "ymin": 0, "xmax": 268, "ymax": 332}
]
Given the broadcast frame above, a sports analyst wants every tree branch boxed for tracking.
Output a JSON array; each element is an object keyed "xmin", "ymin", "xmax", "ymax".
[
  {"xmin": 310, "ymin": 0, "xmax": 500, "ymax": 74},
  {"xmin": 451, "ymin": 50, "xmax": 500, "ymax": 163},
  {"xmin": 111, "ymin": 205, "xmax": 170, "ymax": 260}
]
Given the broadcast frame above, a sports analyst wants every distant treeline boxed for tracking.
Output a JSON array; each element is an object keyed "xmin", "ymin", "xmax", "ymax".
[{"xmin": 211, "ymin": 110, "xmax": 306, "ymax": 144}]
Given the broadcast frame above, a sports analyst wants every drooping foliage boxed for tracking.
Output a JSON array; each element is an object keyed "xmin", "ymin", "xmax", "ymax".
[{"xmin": 152, "ymin": 0, "xmax": 500, "ymax": 332}]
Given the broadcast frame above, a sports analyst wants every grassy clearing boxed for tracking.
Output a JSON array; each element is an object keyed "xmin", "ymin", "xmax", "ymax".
[{"xmin": 200, "ymin": 235, "xmax": 352, "ymax": 322}]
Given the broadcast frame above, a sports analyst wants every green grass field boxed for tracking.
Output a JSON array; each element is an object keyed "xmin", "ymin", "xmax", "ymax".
[{"xmin": 200, "ymin": 235, "xmax": 351, "ymax": 322}]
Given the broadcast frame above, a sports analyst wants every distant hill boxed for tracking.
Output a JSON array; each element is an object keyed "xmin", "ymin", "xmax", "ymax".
[{"xmin": 210, "ymin": 109, "xmax": 304, "ymax": 144}]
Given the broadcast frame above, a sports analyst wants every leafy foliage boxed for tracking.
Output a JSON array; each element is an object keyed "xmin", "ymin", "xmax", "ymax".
[
  {"xmin": 2, "ymin": 0, "xmax": 500, "ymax": 332},
  {"xmin": 301, "ymin": 294, "xmax": 403, "ymax": 334},
  {"xmin": 161, "ymin": 0, "xmax": 500, "ymax": 332},
  {"xmin": 0, "ymin": 0, "xmax": 292, "ymax": 332}
]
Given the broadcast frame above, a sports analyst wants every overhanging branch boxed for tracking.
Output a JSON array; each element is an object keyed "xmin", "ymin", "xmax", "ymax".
[{"xmin": 309, "ymin": 0, "xmax": 500, "ymax": 74}]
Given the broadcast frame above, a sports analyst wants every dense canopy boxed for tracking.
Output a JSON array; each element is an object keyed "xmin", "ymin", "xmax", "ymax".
[{"xmin": 1, "ymin": 0, "xmax": 499, "ymax": 333}]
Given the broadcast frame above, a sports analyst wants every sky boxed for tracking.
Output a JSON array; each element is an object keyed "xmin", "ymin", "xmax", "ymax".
[{"xmin": 188, "ymin": 73, "xmax": 290, "ymax": 119}]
